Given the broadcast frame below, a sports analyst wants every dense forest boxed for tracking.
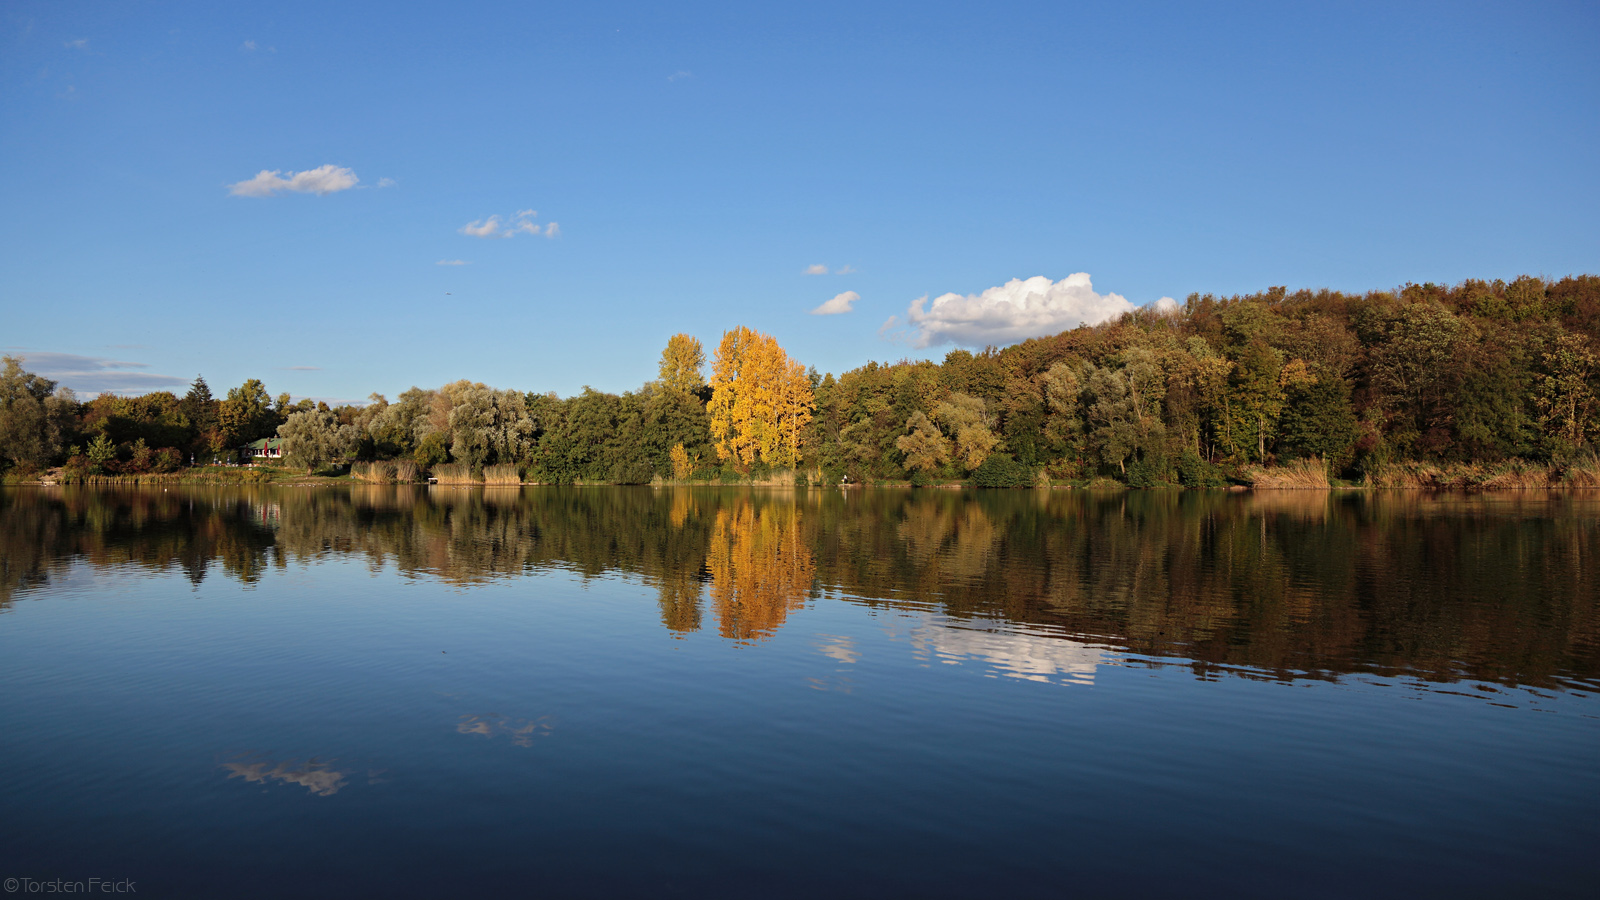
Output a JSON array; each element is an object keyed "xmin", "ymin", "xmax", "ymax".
[{"xmin": 3, "ymin": 274, "xmax": 1599, "ymax": 487}]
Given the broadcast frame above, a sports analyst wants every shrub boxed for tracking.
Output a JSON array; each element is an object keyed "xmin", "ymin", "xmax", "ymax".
[
  {"xmin": 1177, "ymin": 450, "xmax": 1227, "ymax": 489},
  {"xmin": 970, "ymin": 453, "xmax": 1034, "ymax": 488}
]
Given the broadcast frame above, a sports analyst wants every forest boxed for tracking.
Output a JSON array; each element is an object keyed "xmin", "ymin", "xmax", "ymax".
[{"xmin": 3, "ymin": 273, "xmax": 1599, "ymax": 488}]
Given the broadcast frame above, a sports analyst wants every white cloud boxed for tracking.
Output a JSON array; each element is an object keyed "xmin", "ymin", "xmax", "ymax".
[
  {"xmin": 377, "ymin": 177, "xmax": 396, "ymax": 188},
  {"xmin": 890, "ymin": 273, "xmax": 1136, "ymax": 348},
  {"xmin": 242, "ymin": 40, "xmax": 256, "ymax": 51},
  {"xmin": 228, "ymin": 164, "xmax": 359, "ymax": 197},
  {"xmin": 668, "ymin": 70, "xmax": 693, "ymax": 81},
  {"xmin": 436, "ymin": 259, "xmax": 470, "ymax": 266},
  {"xmin": 460, "ymin": 209, "xmax": 555, "ymax": 239},
  {"xmin": 460, "ymin": 215, "xmax": 503, "ymax": 237},
  {"xmin": 810, "ymin": 290, "xmax": 859, "ymax": 316},
  {"xmin": 1148, "ymin": 296, "xmax": 1181, "ymax": 316},
  {"xmin": 803, "ymin": 264, "xmax": 829, "ymax": 275},
  {"xmin": 64, "ymin": 39, "xmax": 88, "ymax": 50},
  {"xmin": 835, "ymin": 264, "xmax": 856, "ymax": 275},
  {"xmin": 10, "ymin": 352, "xmax": 187, "ymax": 395}
]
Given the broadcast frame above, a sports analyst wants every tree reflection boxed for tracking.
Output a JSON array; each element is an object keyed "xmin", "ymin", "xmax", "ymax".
[
  {"xmin": 3, "ymin": 485, "xmax": 1598, "ymax": 689},
  {"xmin": 707, "ymin": 497, "xmax": 816, "ymax": 642}
]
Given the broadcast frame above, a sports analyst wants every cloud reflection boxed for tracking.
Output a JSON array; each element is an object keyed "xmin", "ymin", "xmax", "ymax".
[
  {"xmin": 457, "ymin": 714, "xmax": 554, "ymax": 747},
  {"xmin": 222, "ymin": 757, "xmax": 349, "ymax": 796},
  {"xmin": 908, "ymin": 618, "xmax": 1111, "ymax": 686}
]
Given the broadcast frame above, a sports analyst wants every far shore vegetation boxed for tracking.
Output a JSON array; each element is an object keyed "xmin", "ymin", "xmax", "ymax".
[{"xmin": 5, "ymin": 274, "xmax": 1600, "ymax": 490}]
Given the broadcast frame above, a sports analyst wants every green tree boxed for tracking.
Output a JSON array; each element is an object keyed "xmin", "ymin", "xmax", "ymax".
[
  {"xmin": 895, "ymin": 411, "xmax": 950, "ymax": 474},
  {"xmin": 0, "ymin": 356, "xmax": 72, "ymax": 470},
  {"xmin": 219, "ymin": 379, "xmax": 276, "ymax": 446},
  {"xmin": 1278, "ymin": 376, "xmax": 1358, "ymax": 468},
  {"xmin": 1534, "ymin": 332, "xmax": 1598, "ymax": 452},
  {"xmin": 278, "ymin": 405, "xmax": 357, "ymax": 473},
  {"xmin": 934, "ymin": 393, "xmax": 998, "ymax": 472}
]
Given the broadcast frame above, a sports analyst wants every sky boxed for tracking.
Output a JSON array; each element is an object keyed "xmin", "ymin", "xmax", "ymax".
[{"xmin": 2, "ymin": 0, "xmax": 1597, "ymax": 403}]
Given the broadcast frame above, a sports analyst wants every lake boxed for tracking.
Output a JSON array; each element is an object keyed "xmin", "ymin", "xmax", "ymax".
[{"xmin": 1, "ymin": 485, "xmax": 1596, "ymax": 898}]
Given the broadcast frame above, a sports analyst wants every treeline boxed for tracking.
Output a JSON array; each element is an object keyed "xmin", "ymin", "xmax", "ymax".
[{"xmin": 3, "ymin": 273, "xmax": 1599, "ymax": 486}]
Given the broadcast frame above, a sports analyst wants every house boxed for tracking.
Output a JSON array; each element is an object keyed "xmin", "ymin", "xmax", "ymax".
[{"xmin": 245, "ymin": 437, "xmax": 285, "ymax": 459}]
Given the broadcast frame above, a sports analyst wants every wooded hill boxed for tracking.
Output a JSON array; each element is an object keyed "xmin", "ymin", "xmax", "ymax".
[{"xmin": 4, "ymin": 273, "xmax": 1598, "ymax": 487}]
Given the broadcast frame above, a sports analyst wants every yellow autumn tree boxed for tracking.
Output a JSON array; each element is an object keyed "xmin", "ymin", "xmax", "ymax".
[{"xmin": 708, "ymin": 326, "xmax": 814, "ymax": 470}]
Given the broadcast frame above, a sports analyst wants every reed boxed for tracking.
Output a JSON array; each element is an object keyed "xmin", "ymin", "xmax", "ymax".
[
  {"xmin": 351, "ymin": 461, "xmax": 396, "ymax": 484},
  {"xmin": 392, "ymin": 459, "xmax": 419, "ymax": 483},
  {"xmin": 430, "ymin": 462, "xmax": 479, "ymax": 484},
  {"xmin": 482, "ymin": 464, "xmax": 522, "ymax": 485},
  {"xmin": 1561, "ymin": 454, "xmax": 1600, "ymax": 487},
  {"xmin": 1247, "ymin": 458, "xmax": 1330, "ymax": 489}
]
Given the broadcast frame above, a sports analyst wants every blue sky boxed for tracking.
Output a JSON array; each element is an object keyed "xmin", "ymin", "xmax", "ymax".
[{"xmin": 2, "ymin": 1, "xmax": 1596, "ymax": 403}]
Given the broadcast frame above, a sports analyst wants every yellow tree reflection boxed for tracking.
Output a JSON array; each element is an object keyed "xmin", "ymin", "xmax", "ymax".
[{"xmin": 707, "ymin": 499, "xmax": 816, "ymax": 642}]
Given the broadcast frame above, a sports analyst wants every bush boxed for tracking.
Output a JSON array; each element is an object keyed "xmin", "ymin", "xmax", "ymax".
[
  {"xmin": 1177, "ymin": 450, "xmax": 1227, "ymax": 489},
  {"xmin": 909, "ymin": 471, "xmax": 934, "ymax": 488},
  {"xmin": 970, "ymin": 453, "xmax": 1034, "ymax": 488}
]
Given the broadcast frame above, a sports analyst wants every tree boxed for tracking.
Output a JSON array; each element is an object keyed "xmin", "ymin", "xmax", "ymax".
[
  {"xmin": 934, "ymin": 393, "xmax": 998, "ymax": 471},
  {"xmin": 1278, "ymin": 376, "xmax": 1358, "ymax": 467},
  {"xmin": 0, "ymin": 356, "xmax": 71, "ymax": 470},
  {"xmin": 895, "ymin": 411, "xmax": 950, "ymax": 473},
  {"xmin": 1534, "ymin": 332, "xmax": 1598, "ymax": 451},
  {"xmin": 278, "ymin": 406, "xmax": 357, "ymax": 473},
  {"xmin": 708, "ymin": 327, "xmax": 813, "ymax": 470},
  {"xmin": 659, "ymin": 334, "xmax": 706, "ymax": 394},
  {"xmin": 219, "ymin": 379, "xmax": 276, "ymax": 447}
]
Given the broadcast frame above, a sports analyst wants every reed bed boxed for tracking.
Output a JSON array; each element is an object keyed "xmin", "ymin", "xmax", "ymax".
[
  {"xmin": 1359, "ymin": 458, "xmax": 1597, "ymax": 489},
  {"xmin": 1246, "ymin": 458, "xmax": 1331, "ymax": 489},
  {"xmin": 430, "ymin": 462, "xmax": 480, "ymax": 484},
  {"xmin": 351, "ymin": 461, "xmax": 395, "ymax": 484},
  {"xmin": 1560, "ymin": 455, "xmax": 1600, "ymax": 487},
  {"xmin": 392, "ymin": 460, "xmax": 419, "ymax": 483},
  {"xmin": 482, "ymin": 464, "xmax": 522, "ymax": 485}
]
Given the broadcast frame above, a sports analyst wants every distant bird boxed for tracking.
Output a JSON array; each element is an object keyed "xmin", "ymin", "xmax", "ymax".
[{"xmin": 445, "ymin": 292, "xmax": 452, "ymax": 295}]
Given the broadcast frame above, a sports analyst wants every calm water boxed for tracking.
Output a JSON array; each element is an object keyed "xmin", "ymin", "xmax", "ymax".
[{"xmin": 1, "ymin": 486, "xmax": 1596, "ymax": 898}]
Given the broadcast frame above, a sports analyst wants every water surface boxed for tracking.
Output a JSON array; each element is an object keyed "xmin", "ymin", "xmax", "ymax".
[{"xmin": 1, "ymin": 486, "xmax": 1596, "ymax": 897}]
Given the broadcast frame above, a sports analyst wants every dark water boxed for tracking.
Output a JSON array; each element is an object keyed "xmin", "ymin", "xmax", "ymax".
[{"xmin": 1, "ymin": 486, "xmax": 1596, "ymax": 898}]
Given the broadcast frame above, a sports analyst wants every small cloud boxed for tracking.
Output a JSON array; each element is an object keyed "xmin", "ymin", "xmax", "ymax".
[
  {"xmin": 242, "ymin": 40, "xmax": 256, "ymax": 51},
  {"xmin": 803, "ymin": 264, "xmax": 829, "ymax": 275},
  {"xmin": 895, "ymin": 273, "xmax": 1136, "ymax": 348},
  {"xmin": 229, "ymin": 164, "xmax": 359, "ymax": 197},
  {"xmin": 668, "ymin": 70, "xmax": 693, "ymax": 82},
  {"xmin": 377, "ymin": 177, "xmax": 396, "ymax": 188},
  {"xmin": 1148, "ymin": 296, "xmax": 1181, "ymax": 316},
  {"xmin": 835, "ymin": 264, "xmax": 856, "ymax": 275},
  {"xmin": 64, "ymin": 38, "xmax": 88, "ymax": 50},
  {"xmin": 460, "ymin": 209, "xmax": 553, "ymax": 239},
  {"xmin": 436, "ymin": 259, "xmax": 470, "ymax": 266},
  {"xmin": 460, "ymin": 215, "xmax": 503, "ymax": 238},
  {"xmin": 810, "ymin": 290, "xmax": 860, "ymax": 316}
]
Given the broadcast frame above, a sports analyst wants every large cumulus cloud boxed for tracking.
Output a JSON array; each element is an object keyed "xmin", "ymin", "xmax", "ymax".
[{"xmin": 891, "ymin": 274, "xmax": 1145, "ymax": 348}]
